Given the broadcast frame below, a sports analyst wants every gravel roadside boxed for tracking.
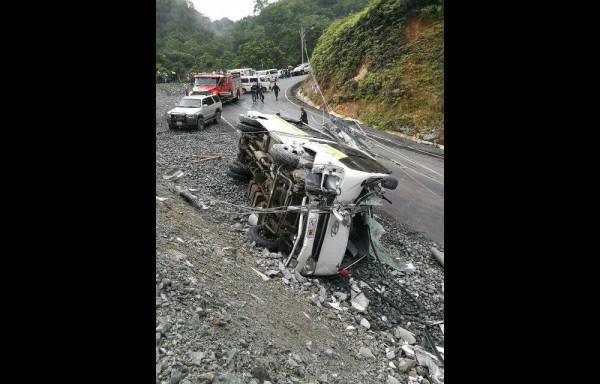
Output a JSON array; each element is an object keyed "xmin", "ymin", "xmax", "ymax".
[{"xmin": 155, "ymin": 83, "xmax": 445, "ymax": 384}]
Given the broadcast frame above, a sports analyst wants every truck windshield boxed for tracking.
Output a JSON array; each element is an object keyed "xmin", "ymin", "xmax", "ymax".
[{"xmin": 194, "ymin": 78, "xmax": 218, "ymax": 86}]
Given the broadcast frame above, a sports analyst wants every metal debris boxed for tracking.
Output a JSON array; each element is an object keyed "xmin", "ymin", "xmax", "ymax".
[
  {"xmin": 413, "ymin": 345, "xmax": 442, "ymax": 363},
  {"xmin": 163, "ymin": 168, "xmax": 184, "ymax": 180},
  {"xmin": 192, "ymin": 154, "xmax": 222, "ymax": 162},
  {"xmin": 250, "ymin": 267, "xmax": 270, "ymax": 282},
  {"xmin": 431, "ymin": 247, "xmax": 444, "ymax": 267}
]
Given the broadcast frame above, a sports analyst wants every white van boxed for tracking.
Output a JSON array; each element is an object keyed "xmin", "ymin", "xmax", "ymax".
[
  {"xmin": 228, "ymin": 68, "xmax": 254, "ymax": 76},
  {"xmin": 255, "ymin": 69, "xmax": 278, "ymax": 82},
  {"xmin": 240, "ymin": 75, "xmax": 273, "ymax": 93}
]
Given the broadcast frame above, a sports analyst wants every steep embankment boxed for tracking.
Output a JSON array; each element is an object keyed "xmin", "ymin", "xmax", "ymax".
[{"xmin": 303, "ymin": 0, "xmax": 444, "ymax": 145}]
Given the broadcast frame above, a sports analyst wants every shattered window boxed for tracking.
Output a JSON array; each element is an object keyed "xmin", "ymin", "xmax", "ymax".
[
  {"xmin": 368, "ymin": 219, "xmax": 410, "ymax": 271},
  {"xmin": 329, "ymin": 144, "xmax": 391, "ymax": 174}
]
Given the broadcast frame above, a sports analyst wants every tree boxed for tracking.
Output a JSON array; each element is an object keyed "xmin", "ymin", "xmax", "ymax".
[
  {"xmin": 253, "ymin": 0, "xmax": 270, "ymax": 14},
  {"xmin": 156, "ymin": 0, "xmax": 370, "ymax": 72}
]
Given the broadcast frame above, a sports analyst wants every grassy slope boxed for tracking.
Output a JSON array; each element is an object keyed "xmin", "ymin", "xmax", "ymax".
[{"xmin": 303, "ymin": 0, "xmax": 444, "ymax": 144}]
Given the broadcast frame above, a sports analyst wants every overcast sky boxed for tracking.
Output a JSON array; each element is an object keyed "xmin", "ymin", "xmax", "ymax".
[{"xmin": 189, "ymin": 0, "xmax": 280, "ymax": 22}]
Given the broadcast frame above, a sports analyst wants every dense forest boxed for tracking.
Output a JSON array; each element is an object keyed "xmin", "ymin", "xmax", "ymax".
[
  {"xmin": 156, "ymin": 0, "xmax": 369, "ymax": 74},
  {"xmin": 156, "ymin": 0, "xmax": 444, "ymax": 144}
]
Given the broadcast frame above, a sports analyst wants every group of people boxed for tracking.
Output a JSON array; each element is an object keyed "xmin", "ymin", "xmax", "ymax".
[
  {"xmin": 249, "ymin": 81, "xmax": 280, "ymax": 103},
  {"xmin": 250, "ymin": 81, "xmax": 263, "ymax": 103},
  {"xmin": 244, "ymin": 80, "xmax": 308, "ymax": 125},
  {"xmin": 157, "ymin": 71, "xmax": 179, "ymax": 83}
]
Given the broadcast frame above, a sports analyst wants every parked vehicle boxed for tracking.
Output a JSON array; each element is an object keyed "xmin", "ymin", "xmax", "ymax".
[
  {"xmin": 291, "ymin": 63, "xmax": 309, "ymax": 76},
  {"xmin": 227, "ymin": 111, "xmax": 398, "ymax": 276},
  {"xmin": 227, "ymin": 68, "xmax": 254, "ymax": 76},
  {"xmin": 255, "ymin": 69, "xmax": 279, "ymax": 82},
  {"xmin": 165, "ymin": 94, "xmax": 222, "ymax": 130},
  {"xmin": 190, "ymin": 73, "xmax": 240, "ymax": 103},
  {"xmin": 240, "ymin": 76, "xmax": 272, "ymax": 93}
]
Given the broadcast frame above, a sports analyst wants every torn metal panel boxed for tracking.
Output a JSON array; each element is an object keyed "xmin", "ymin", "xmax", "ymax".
[{"xmin": 163, "ymin": 168, "xmax": 184, "ymax": 180}]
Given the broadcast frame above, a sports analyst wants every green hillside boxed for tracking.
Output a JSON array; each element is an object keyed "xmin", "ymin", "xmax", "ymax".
[
  {"xmin": 304, "ymin": 0, "xmax": 443, "ymax": 144},
  {"xmin": 156, "ymin": 0, "xmax": 444, "ymax": 144},
  {"xmin": 156, "ymin": 0, "xmax": 369, "ymax": 74}
]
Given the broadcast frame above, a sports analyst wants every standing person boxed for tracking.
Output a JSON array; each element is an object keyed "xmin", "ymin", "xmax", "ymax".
[
  {"xmin": 258, "ymin": 87, "xmax": 265, "ymax": 103},
  {"xmin": 250, "ymin": 81, "xmax": 258, "ymax": 102},
  {"xmin": 236, "ymin": 87, "xmax": 241, "ymax": 99},
  {"xmin": 300, "ymin": 107, "xmax": 308, "ymax": 124},
  {"xmin": 272, "ymin": 82, "xmax": 280, "ymax": 100}
]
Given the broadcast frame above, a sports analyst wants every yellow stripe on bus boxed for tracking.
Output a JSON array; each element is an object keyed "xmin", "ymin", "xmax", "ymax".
[{"xmin": 321, "ymin": 145, "xmax": 346, "ymax": 159}]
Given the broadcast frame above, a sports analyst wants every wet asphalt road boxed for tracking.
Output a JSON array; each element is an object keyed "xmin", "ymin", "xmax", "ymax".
[{"xmin": 219, "ymin": 74, "xmax": 444, "ymax": 246}]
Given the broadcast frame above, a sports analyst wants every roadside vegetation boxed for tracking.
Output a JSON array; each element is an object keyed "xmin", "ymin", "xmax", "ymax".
[
  {"xmin": 156, "ymin": 0, "xmax": 444, "ymax": 144},
  {"xmin": 306, "ymin": 0, "xmax": 443, "ymax": 144}
]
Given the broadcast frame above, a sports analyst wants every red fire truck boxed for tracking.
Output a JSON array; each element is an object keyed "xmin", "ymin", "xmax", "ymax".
[{"xmin": 191, "ymin": 73, "xmax": 241, "ymax": 103}]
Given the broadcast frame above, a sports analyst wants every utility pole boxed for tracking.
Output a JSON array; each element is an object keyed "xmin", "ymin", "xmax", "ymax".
[{"xmin": 300, "ymin": 26, "xmax": 305, "ymax": 64}]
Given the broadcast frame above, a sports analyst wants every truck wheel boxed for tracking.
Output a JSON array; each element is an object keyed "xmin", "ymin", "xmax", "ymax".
[
  {"xmin": 248, "ymin": 225, "xmax": 280, "ymax": 252},
  {"xmin": 197, "ymin": 117, "xmax": 205, "ymax": 130},
  {"xmin": 236, "ymin": 122, "xmax": 264, "ymax": 133},
  {"xmin": 270, "ymin": 144, "xmax": 301, "ymax": 167},
  {"xmin": 214, "ymin": 110, "xmax": 221, "ymax": 124}
]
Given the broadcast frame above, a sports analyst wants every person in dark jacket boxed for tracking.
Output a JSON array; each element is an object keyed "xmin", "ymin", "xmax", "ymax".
[
  {"xmin": 272, "ymin": 83, "xmax": 280, "ymax": 100},
  {"xmin": 258, "ymin": 87, "xmax": 265, "ymax": 103},
  {"xmin": 300, "ymin": 107, "xmax": 308, "ymax": 124}
]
